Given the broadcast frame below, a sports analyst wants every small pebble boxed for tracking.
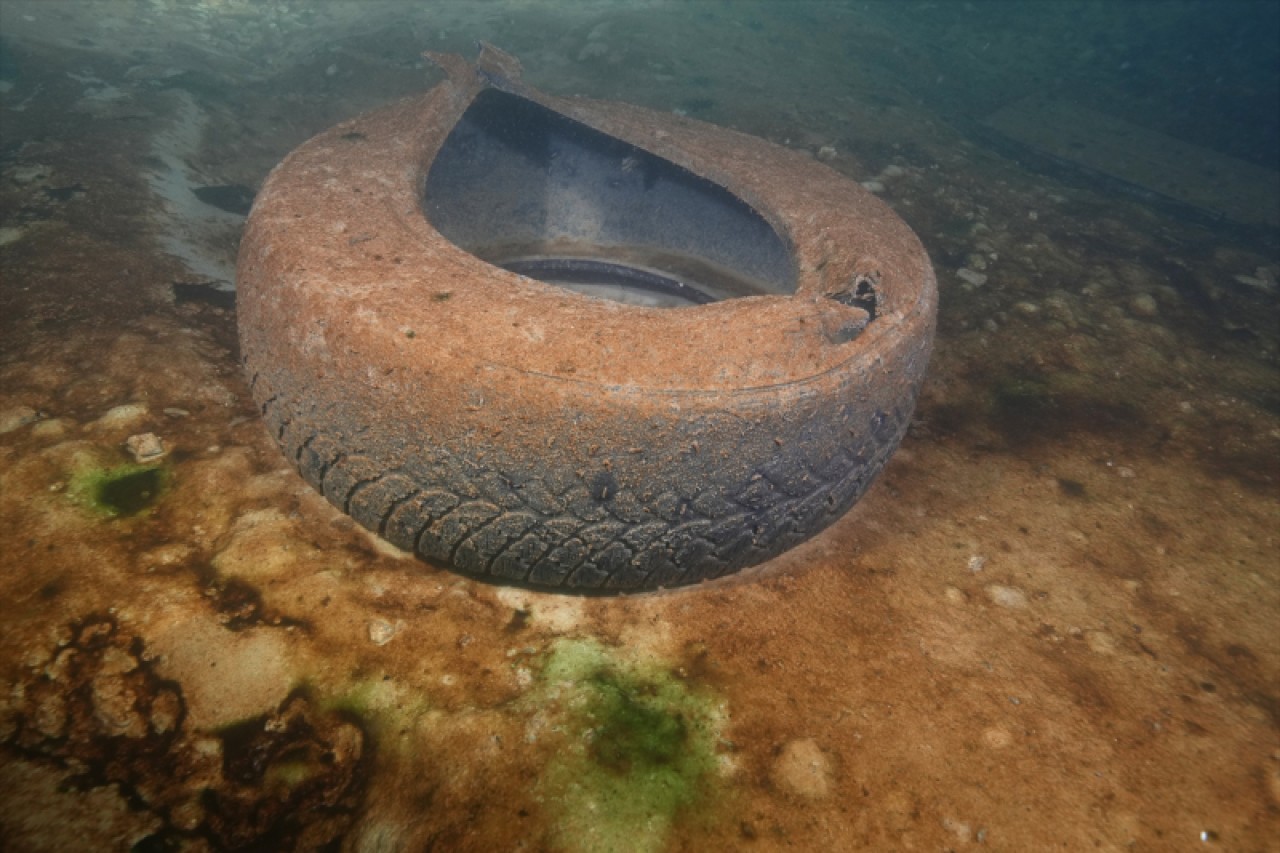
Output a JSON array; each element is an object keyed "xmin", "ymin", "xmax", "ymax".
[
  {"xmin": 771, "ymin": 738, "xmax": 833, "ymax": 800},
  {"xmin": 956, "ymin": 268, "xmax": 988, "ymax": 287},
  {"xmin": 986, "ymin": 584, "xmax": 1028, "ymax": 609},
  {"xmin": 126, "ymin": 432, "xmax": 166, "ymax": 462},
  {"xmin": 982, "ymin": 726, "xmax": 1013, "ymax": 748},
  {"xmin": 1129, "ymin": 293, "xmax": 1158, "ymax": 317},
  {"xmin": 0, "ymin": 405, "xmax": 39, "ymax": 434},
  {"xmin": 942, "ymin": 817, "xmax": 973, "ymax": 842},
  {"xmin": 860, "ymin": 180, "xmax": 885, "ymax": 193},
  {"xmin": 93, "ymin": 403, "xmax": 149, "ymax": 430},
  {"xmin": 368, "ymin": 618, "xmax": 400, "ymax": 646},
  {"xmin": 11, "ymin": 164, "xmax": 49, "ymax": 185},
  {"xmin": 1085, "ymin": 631, "xmax": 1117, "ymax": 655},
  {"xmin": 1044, "ymin": 296, "xmax": 1076, "ymax": 325},
  {"xmin": 817, "ymin": 145, "xmax": 837, "ymax": 161},
  {"xmin": 31, "ymin": 418, "xmax": 70, "ymax": 439},
  {"xmin": 141, "ymin": 544, "xmax": 194, "ymax": 569}
]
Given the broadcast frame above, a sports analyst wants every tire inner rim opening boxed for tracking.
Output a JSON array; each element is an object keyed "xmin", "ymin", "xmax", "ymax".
[{"xmin": 424, "ymin": 89, "xmax": 798, "ymax": 307}]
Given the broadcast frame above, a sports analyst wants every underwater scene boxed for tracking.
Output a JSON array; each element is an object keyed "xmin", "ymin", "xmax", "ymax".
[{"xmin": 0, "ymin": 1, "xmax": 1277, "ymax": 850}]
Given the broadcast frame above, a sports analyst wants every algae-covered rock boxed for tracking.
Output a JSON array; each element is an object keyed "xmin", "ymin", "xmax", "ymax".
[
  {"xmin": 68, "ymin": 459, "xmax": 168, "ymax": 517},
  {"xmin": 528, "ymin": 637, "xmax": 728, "ymax": 853}
]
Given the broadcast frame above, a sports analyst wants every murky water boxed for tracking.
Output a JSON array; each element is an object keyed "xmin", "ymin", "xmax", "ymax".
[{"xmin": 1, "ymin": 2, "xmax": 1277, "ymax": 851}]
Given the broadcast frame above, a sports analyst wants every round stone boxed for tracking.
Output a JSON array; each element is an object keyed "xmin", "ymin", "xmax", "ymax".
[{"xmin": 771, "ymin": 737, "xmax": 833, "ymax": 800}]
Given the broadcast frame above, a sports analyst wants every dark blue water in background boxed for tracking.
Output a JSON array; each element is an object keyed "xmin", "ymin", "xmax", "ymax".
[{"xmin": 858, "ymin": 0, "xmax": 1279, "ymax": 170}]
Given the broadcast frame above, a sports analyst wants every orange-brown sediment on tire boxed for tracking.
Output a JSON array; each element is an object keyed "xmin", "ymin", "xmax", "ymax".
[{"xmin": 236, "ymin": 44, "xmax": 936, "ymax": 592}]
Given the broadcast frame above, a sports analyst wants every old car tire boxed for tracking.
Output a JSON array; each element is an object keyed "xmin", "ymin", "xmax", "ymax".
[{"xmin": 236, "ymin": 45, "xmax": 937, "ymax": 592}]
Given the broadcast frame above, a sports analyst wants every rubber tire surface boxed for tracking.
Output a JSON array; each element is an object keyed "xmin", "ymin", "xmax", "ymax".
[
  {"xmin": 247, "ymin": 369, "xmax": 919, "ymax": 592},
  {"xmin": 237, "ymin": 55, "xmax": 936, "ymax": 593}
]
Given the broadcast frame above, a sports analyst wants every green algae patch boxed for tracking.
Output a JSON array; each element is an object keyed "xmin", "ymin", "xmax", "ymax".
[
  {"xmin": 69, "ymin": 461, "xmax": 168, "ymax": 517},
  {"xmin": 318, "ymin": 676, "xmax": 433, "ymax": 748},
  {"xmin": 531, "ymin": 637, "xmax": 727, "ymax": 853},
  {"xmin": 322, "ymin": 679, "xmax": 386, "ymax": 719}
]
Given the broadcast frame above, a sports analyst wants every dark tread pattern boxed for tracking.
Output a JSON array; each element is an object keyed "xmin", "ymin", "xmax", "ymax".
[{"xmin": 257, "ymin": 382, "xmax": 910, "ymax": 591}]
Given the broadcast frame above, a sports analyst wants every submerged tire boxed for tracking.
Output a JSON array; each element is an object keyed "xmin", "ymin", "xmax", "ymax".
[{"xmin": 236, "ymin": 46, "xmax": 937, "ymax": 592}]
